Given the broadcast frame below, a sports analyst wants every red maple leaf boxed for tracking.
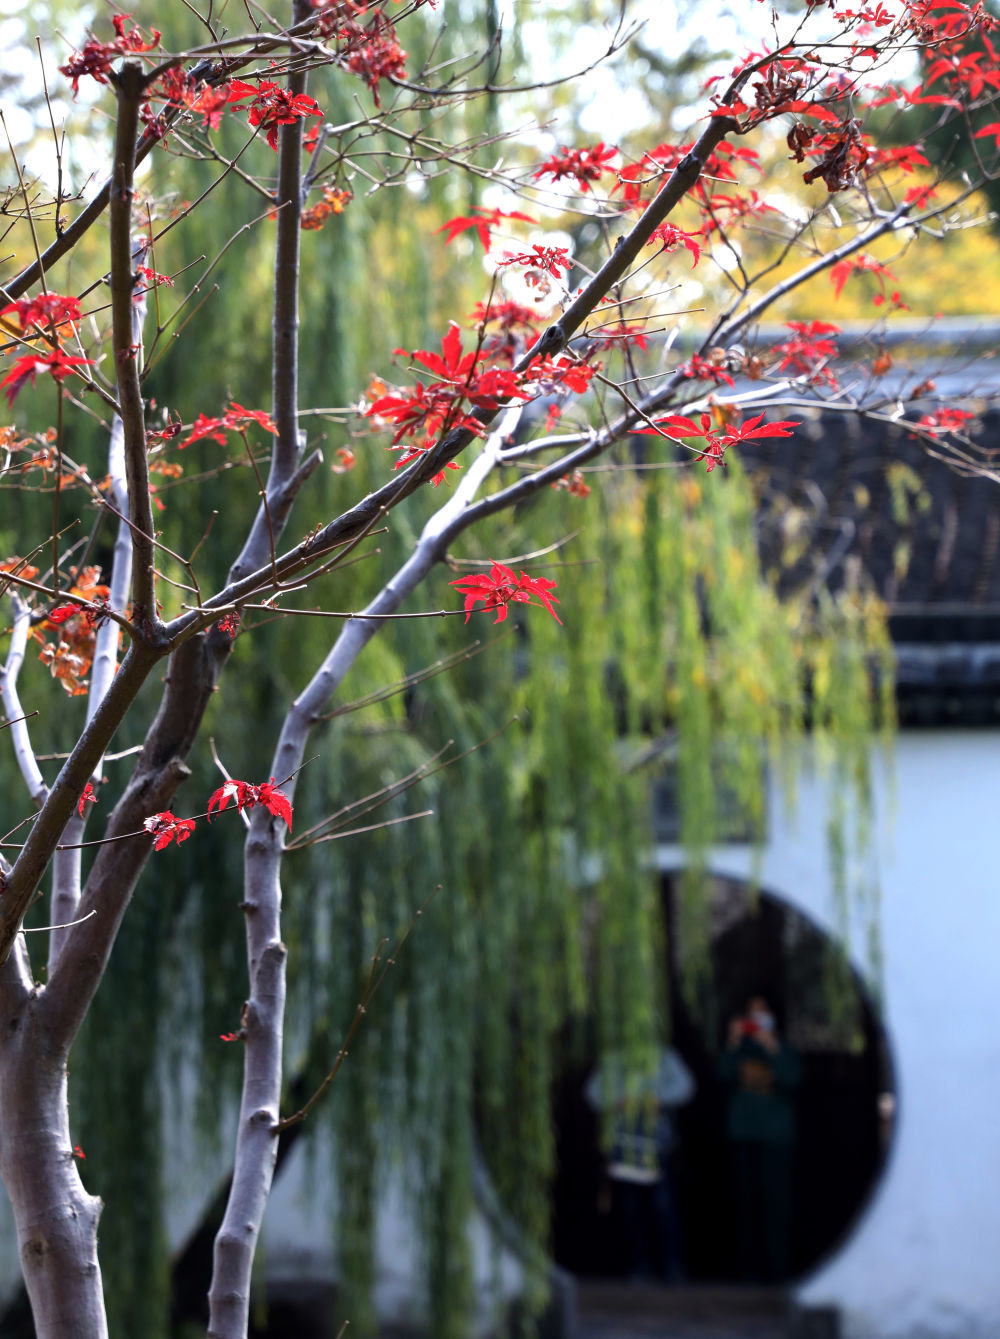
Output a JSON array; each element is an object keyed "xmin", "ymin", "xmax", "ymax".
[
  {"xmin": 772, "ymin": 321, "xmax": 840, "ymax": 385},
  {"xmin": 134, "ymin": 265, "xmax": 173, "ymax": 295},
  {"xmin": 635, "ymin": 411, "xmax": 798, "ymax": 472},
  {"xmin": 207, "ymin": 778, "xmax": 293, "ymax": 830},
  {"xmin": 343, "ymin": 14, "xmax": 408, "ymax": 107},
  {"xmin": 215, "ymin": 611, "xmax": 241, "ymax": 641},
  {"xmin": 1, "ymin": 293, "xmax": 81, "ymax": 333},
  {"xmin": 144, "ymin": 812, "xmax": 196, "ymax": 851},
  {"xmin": 496, "ymin": 245, "xmax": 572, "ymax": 277},
  {"xmin": 188, "ymin": 82, "xmax": 233, "ymax": 130},
  {"xmin": 679, "ymin": 353, "xmax": 735, "ymax": 389},
  {"xmin": 829, "ymin": 252, "xmax": 897, "ymax": 300},
  {"xmin": 533, "ymin": 142, "xmax": 618, "ymax": 192},
  {"xmin": 472, "ymin": 300, "xmax": 542, "ymax": 363},
  {"xmin": 1, "ymin": 349, "xmax": 95, "ymax": 407},
  {"xmin": 450, "ymin": 561, "xmax": 562, "ymax": 625},
  {"xmin": 367, "ymin": 383, "xmax": 466, "ymax": 447},
  {"xmin": 522, "ymin": 354, "xmax": 598, "ymax": 395},
  {"xmin": 866, "ymin": 81, "xmax": 961, "ymax": 110},
  {"xmin": 635, "ymin": 412, "xmax": 714, "ymax": 441},
  {"xmin": 77, "ymin": 781, "xmax": 97, "ymax": 818},
  {"xmin": 647, "ymin": 223, "xmax": 701, "ymax": 266},
  {"xmin": 59, "ymin": 15, "xmax": 161, "ymax": 95},
  {"xmin": 225, "ymin": 402, "xmax": 278, "ymax": 434},
  {"xmin": 436, "ymin": 208, "xmax": 537, "ymax": 251},
  {"xmin": 974, "ymin": 120, "xmax": 1000, "ymax": 148},
  {"xmin": 914, "ymin": 407, "xmax": 976, "ymax": 437},
  {"xmin": 924, "ymin": 47, "xmax": 1000, "ymax": 100},
  {"xmin": 467, "ymin": 365, "xmax": 529, "ymax": 409},
  {"xmin": 715, "ymin": 413, "xmax": 800, "ymax": 446},
  {"xmin": 256, "ymin": 780, "xmax": 294, "ymax": 829},
  {"xmin": 179, "ymin": 413, "xmax": 227, "ymax": 448},
  {"xmin": 179, "ymin": 402, "xmax": 277, "ymax": 448},
  {"xmin": 377, "ymin": 327, "xmax": 529, "ymax": 456},
  {"xmin": 472, "ymin": 300, "xmax": 542, "ymax": 330},
  {"xmin": 396, "ymin": 322, "xmax": 479, "ymax": 385},
  {"xmin": 903, "ymin": 183, "xmax": 939, "ymax": 207},
  {"xmin": 866, "ymin": 144, "xmax": 930, "ymax": 175},
  {"xmin": 701, "ymin": 190, "xmax": 778, "ymax": 233},
  {"xmin": 227, "ymin": 79, "xmax": 322, "ymax": 150}
]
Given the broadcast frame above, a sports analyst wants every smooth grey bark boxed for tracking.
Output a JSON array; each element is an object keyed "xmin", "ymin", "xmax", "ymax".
[
  {"xmin": 50, "ymin": 268, "xmax": 143, "ymax": 973},
  {"xmin": 0, "ymin": 972, "xmax": 108, "ymax": 1339},
  {"xmin": 207, "ymin": 17, "xmax": 311, "ymax": 1330}
]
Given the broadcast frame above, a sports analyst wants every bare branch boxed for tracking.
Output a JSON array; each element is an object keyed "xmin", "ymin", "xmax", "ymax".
[
  {"xmin": 109, "ymin": 62, "xmax": 158, "ymax": 630},
  {"xmin": 1, "ymin": 599, "xmax": 47, "ymax": 808}
]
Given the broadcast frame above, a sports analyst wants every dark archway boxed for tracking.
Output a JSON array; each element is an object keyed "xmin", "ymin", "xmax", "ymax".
[{"xmin": 551, "ymin": 874, "xmax": 895, "ymax": 1284}]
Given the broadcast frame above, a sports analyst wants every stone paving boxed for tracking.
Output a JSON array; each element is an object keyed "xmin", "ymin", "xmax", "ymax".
[{"xmin": 571, "ymin": 1281, "xmax": 793, "ymax": 1339}]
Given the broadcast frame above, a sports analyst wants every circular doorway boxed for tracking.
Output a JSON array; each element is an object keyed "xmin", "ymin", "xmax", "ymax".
[{"xmin": 551, "ymin": 873, "xmax": 895, "ymax": 1284}]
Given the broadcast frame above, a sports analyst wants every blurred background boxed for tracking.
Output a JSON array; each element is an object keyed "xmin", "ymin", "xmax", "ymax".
[{"xmin": 1, "ymin": 2, "xmax": 999, "ymax": 1337}]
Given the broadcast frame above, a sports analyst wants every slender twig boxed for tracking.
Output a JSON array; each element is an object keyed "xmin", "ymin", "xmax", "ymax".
[
  {"xmin": 210, "ymin": 738, "xmax": 251, "ymax": 830},
  {"xmin": 24, "ymin": 910, "xmax": 96, "ymax": 934},
  {"xmin": 273, "ymin": 888, "xmax": 439, "ymax": 1131}
]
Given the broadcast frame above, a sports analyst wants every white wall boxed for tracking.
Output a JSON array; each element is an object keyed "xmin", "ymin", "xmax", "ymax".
[
  {"xmin": 655, "ymin": 731, "xmax": 1000, "ymax": 1339},
  {"xmin": 259, "ymin": 1137, "xmax": 526, "ymax": 1333}
]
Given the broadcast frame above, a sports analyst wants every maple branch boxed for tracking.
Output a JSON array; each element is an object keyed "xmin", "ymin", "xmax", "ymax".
[
  {"xmin": 109, "ymin": 61, "xmax": 157, "ymax": 631},
  {"xmin": 3, "ymin": 28, "xmax": 305, "ymax": 303},
  {"xmin": 260, "ymin": 404, "xmax": 522, "ymax": 812},
  {"xmin": 39, "ymin": 232, "xmax": 317, "ymax": 1053},
  {"xmin": 90, "ymin": 430, "xmax": 135, "ymax": 704},
  {"xmin": 223, "ymin": 122, "xmax": 316, "ymax": 596},
  {"xmin": 41, "ymin": 419, "xmax": 281, "ymax": 1030},
  {"xmin": 39, "ymin": 743, "xmax": 191, "ymax": 1047},
  {"xmin": 321, "ymin": 636, "xmax": 497, "ymax": 718},
  {"xmin": 274, "ymin": 888, "xmax": 437, "ymax": 1131},
  {"xmin": 1, "ymin": 598, "xmax": 48, "ymax": 809},
  {"xmin": 207, "ymin": 16, "xmax": 313, "ymax": 1334},
  {"xmin": 47, "ymin": 816, "xmax": 84, "ymax": 978},
  {"xmin": 205, "ymin": 403, "xmax": 516, "ymax": 1337},
  {"xmin": 0, "ymin": 641, "xmax": 160, "ymax": 967},
  {"xmin": 166, "ymin": 113, "xmax": 741, "ymax": 642},
  {"xmin": 49, "ymin": 306, "xmax": 143, "ymax": 971}
]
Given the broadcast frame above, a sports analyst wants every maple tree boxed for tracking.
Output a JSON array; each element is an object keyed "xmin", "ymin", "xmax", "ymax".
[{"xmin": 1, "ymin": 1, "xmax": 1000, "ymax": 1336}]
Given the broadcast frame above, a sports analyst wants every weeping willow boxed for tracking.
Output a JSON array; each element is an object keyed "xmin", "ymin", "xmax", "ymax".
[{"xmin": 50, "ymin": 444, "xmax": 892, "ymax": 1339}]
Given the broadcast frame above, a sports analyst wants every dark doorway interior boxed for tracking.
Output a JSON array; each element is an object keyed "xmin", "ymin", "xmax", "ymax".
[{"xmin": 551, "ymin": 875, "xmax": 894, "ymax": 1284}]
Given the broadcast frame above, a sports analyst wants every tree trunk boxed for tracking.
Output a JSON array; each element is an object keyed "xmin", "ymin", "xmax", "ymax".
[{"xmin": 0, "ymin": 987, "xmax": 107, "ymax": 1339}]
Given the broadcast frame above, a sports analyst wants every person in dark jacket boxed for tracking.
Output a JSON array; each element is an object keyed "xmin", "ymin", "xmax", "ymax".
[{"xmin": 718, "ymin": 995, "xmax": 801, "ymax": 1282}]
